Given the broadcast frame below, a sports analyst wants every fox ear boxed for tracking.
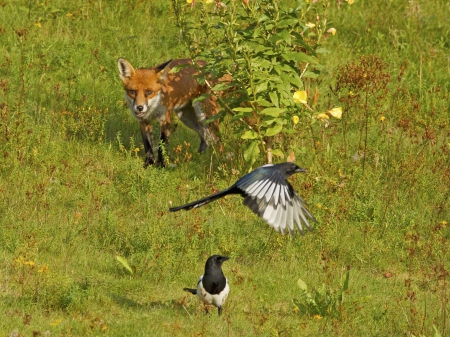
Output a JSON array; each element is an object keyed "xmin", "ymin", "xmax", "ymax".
[
  {"xmin": 154, "ymin": 59, "xmax": 172, "ymax": 83},
  {"xmin": 118, "ymin": 58, "xmax": 135, "ymax": 80},
  {"xmin": 154, "ymin": 59, "xmax": 172, "ymax": 72}
]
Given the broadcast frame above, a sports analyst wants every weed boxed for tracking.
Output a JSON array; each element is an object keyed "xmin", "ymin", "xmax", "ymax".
[{"xmin": 294, "ymin": 267, "xmax": 350, "ymax": 319}]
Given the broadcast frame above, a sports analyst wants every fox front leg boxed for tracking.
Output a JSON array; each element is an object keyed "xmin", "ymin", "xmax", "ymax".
[
  {"xmin": 140, "ymin": 122, "xmax": 155, "ymax": 168},
  {"xmin": 157, "ymin": 118, "xmax": 171, "ymax": 167}
]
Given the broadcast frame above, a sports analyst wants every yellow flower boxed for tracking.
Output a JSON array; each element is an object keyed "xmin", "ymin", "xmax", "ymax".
[
  {"xmin": 205, "ymin": 0, "xmax": 214, "ymax": 3},
  {"xmin": 327, "ymin": 107, "xmax": 342, "ymax": 119},
  {"xmin": 35, "ymin": 22, "xmax": 41, "ymax": 28},
  {"xmin": 313, "ymin": 314, "xmax": 323, "ymax": 320},
  {"xmin": 305, "ymin": 22, "xmax": 315, "ymax": 28},
  {"xmin": 316, "ymin": 113, "xmax": 329, "ymax": 120},
  {"xmin": 347, "ymin": 0, "xmax": 354, "ymax": 4},
  {"xmin": 66, "ymin": 13, "xmax": 73, "ymax": 17},
  {"xmin": 186, "ymin": 0, "xmax": 193, "ymax": 3},
  {"xmin": 380, "ymin": 115, "xmax": 386, "ymax": 122},
  {"xmin": 24, "ymin": 260, "xmax": 35, "ymax": 267},
  {"xmin": 38, "ymin": 264, "xmax": 50, "ymax": 273},
  {"xmin": 292, "ymin": 116, "xmax": 299, "ymax": 125},
  {"xmin": 293, "ymin": 90, "xmax": 307, "ymax": 104},
  {"xmin": 50, "ymin": 319, "xmax": 61, "ymax": 326},
  {"xmin": 327, "ymin": 28, "xmax": 336, "ymax": 36}
]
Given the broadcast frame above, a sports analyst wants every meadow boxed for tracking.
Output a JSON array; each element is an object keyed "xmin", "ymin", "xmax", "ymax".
[{"xmin": 0, "ymin": 0, "xmax": 449, "ymax": 336}]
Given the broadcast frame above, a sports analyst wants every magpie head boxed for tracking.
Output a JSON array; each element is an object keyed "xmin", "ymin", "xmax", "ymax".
[
  {"xmin": 284, "ymin": 162, "xmax": 307, "ymax": 176},
  {"xmin": 205, "ymin": 255, "xmax": 229, "ymax": 271}
]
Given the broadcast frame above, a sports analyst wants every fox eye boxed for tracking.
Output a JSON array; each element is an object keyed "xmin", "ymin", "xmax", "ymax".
[
  {"xmin": 128, "ymin": 89, "xmax": 136, "ymax": 96},
  {"xmin": 145, "ymin": 90, "xmax": 153, "ymax": 96}
]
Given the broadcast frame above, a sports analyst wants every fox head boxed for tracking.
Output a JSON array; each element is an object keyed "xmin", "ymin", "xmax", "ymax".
[{"xmin": 118, "ymin": 58, "xmax": 172, "ymax": 120}]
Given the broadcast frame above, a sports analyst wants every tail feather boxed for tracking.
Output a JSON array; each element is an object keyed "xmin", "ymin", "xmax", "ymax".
[
  {"xmin": 169, "ymin": 186, "xmax": 237, "ymax": 212},
  {"xmin": 183, "ymin": 288, "xmax": 197, "ymax": 295}
]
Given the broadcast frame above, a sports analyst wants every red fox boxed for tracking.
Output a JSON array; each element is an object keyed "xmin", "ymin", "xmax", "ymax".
[{"xmin": 118, "ymin": 58, "xmax": 221, "ymax": 167}]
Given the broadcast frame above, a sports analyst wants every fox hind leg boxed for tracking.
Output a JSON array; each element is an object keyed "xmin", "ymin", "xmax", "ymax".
[{"xmin": 176, "ymin": 104, "xmax": 213, "ymax": 153}]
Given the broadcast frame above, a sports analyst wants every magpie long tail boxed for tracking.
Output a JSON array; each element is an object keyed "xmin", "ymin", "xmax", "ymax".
[
  {"xmin": 183, "ymin": 288, "xmax": 197, "ymax": 295},
  {"xmin": 169, "ymin": 186, "xmax": 238, "ymax": 212}
]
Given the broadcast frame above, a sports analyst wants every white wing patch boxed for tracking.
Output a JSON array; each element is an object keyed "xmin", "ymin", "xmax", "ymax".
[{"xmin": 241, "ymin": 170, "xmax": 315, "ymax": 236}]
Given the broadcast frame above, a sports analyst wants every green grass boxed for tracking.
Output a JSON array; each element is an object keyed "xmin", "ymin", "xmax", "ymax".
[{"xmin": 1, "ymin": 0, "xmax": 449, "ymax": 336}]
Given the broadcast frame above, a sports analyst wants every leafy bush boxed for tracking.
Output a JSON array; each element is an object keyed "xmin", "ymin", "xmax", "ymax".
[{"xmin": 171, "ymin": 0, "xmax": 344, "ymax": 166}]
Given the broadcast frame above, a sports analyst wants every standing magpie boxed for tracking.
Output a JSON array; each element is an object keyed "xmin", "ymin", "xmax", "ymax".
[
  {"xmin": 183, "ymin": 255, "xmax": 230, "ymax": 316},
  {"xmin": 170, "ymin": 162, "xmax": 317, "ymax": 236}
]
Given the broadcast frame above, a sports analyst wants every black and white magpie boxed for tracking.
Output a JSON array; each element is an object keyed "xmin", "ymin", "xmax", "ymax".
[
  {"xmin": 184, "ymin": 255, "xmax": 230, "ymax": 316},
  {"xmin": 170, "ymin": 162, "xmax": 317, "ymax": 236}
]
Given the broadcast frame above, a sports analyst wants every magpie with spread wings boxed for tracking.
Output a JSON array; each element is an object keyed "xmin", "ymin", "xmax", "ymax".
[{"xmin": 170, "ymin": 162, "xmax": 317, "ymax": 236}]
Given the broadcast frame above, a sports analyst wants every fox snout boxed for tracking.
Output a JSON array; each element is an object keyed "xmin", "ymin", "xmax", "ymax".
[{"xmin": 134, "ymin": 103, "xmax": 147, "ymax": 116}]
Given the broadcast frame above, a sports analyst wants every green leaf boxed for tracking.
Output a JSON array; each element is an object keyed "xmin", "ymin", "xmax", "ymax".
[
  {"xmin": 205, "ymin": 112, "xmax": 223, "ymax": 124},
  {"xmin": 169, "ymin": 64, "xmax": 190, "ymax": 74},
  {"xmin": 211, "ymin": 82, "xmax": 233, "ymax": 91},
  {"xmin": 269, "ymin": 91, "xmax": 279, "ymax": 108},
  {"xmin": 260, "ymin": 107, "xmax": 285, "ymax": 117},
  {"xmin": 241, "ymin": 130, "xmax": 258, "ymax": 139},
  {"xmin": 297, "ymin": 278, "xmax": 308, "ymax": 291},
  {"xmin": 253, "ymin": 27, "xmax": 262, "ymax": 39},
  {"xmin": 433, "ymin": 325, "xmax": 443, "ymax": 337},
  {"xmin": 253, "ymin": 45, "xmax": 272, "ymax": 54},
  {"xmin": 192, "ymin": 94, "xmax": 208, "ymax": 104},
  {"xmin": 255, "ymin": 81, "xmax": 268, "ymax": 94},
  {"xmin": 279, "ymin": 72, "xmax": 291, "ymax": 88},
  {"xmin": 231, "ymin": 111, "xmax": 254, "ymax": 122},
  {"xmin": 254, "ymin": 99, "xmax": 272, "ymax": 107},
  {"xmin": 116, "ymin": 256, "xmax": 133, "ymax": 274},
  {"xmin": 261, "ymin": 116, "xmax": 277, "ymax": 127},
  {"xmin": 302, "ymin": 71, "xmax": 320, "ymax": 79},
  {"xmin": 289, "ymin": 75, "xmax": 303, "ymax": 89},
  {"xmin": 258, "ymin": 58, "xmax": 272, "ymax": 69},
  {"xmin": 277, "ymin": 18, "xmax": 299, "ymax": 28},
  {"xmin": 258, "ymin": 14, "xmax": 269, "ymax": 23},
  {"xmin": 264, "ymin": 124, "xmax": 283, "ymax": 137},
  {"xmin": 243, "ymin": 141, "xmax": 260, "ymax": 166},
  {"xmin": 341, "ymin": 269, "xmax": 350, "ymax": 291},
  {"xmin": 271, "ymin": 149, "xmax": 284, "ymax": 158},
  {"xmin": 282, "ymin": 52, "xmax": 318, "ymax": 64},
  {"xmin": 233, "ymin": 107, "xmax": 253, "ymax": 112},
  {"xmin": 269, "ymin": 30, "xmax": 291, "ymax": 45}
]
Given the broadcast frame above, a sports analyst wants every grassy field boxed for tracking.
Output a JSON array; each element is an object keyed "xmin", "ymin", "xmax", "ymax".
[{"xmin": 1, "ymin": 0, "xmax": 449, "ymax": 336}]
